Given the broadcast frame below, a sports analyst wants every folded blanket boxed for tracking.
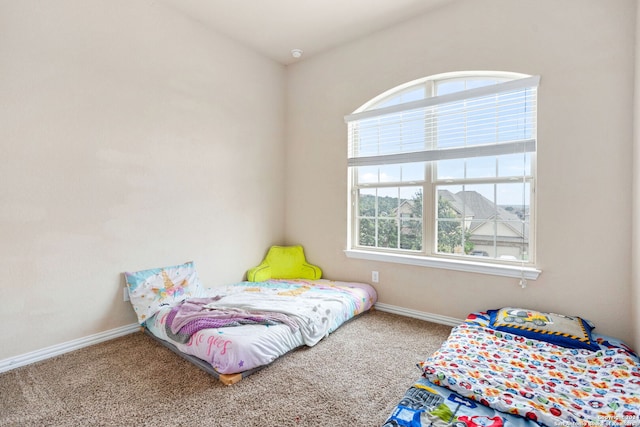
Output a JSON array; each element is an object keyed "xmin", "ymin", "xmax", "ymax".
[
  {"xmin": 202, "ymin": 291, "xmax": 332, "ymax": 346},
  {"xmin": 165, "ymin": 297, "xmax": 298, "ymax": 344}
]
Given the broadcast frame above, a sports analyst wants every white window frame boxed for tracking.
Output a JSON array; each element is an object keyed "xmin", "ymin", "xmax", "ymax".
[{"xmin": 344, "ymin": 71, "xmax": 541, "ymax": 281}]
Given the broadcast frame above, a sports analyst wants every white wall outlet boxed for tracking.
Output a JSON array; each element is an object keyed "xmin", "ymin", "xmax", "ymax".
[
  {"xmin": 123, "ymin": 287, "xmax": 130, "ymax": 302},
  {"xmin": 371, "ymin": 271, "xmax": 379, "ymax": 283}
]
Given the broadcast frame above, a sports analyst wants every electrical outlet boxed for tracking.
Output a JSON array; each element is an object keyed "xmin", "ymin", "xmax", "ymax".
[
  {"xmin": 123, "ymin": 287, "xmax": 130, "ymax": 302},
  {"xmin": 371, "ymin": 271, "xmax": 379, "ymax": 283}
]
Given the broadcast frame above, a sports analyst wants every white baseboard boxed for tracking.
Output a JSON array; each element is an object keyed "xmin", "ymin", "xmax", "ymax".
[
  {"xmin": 374, "ymin": 302, "xmax": 463, "ymax": 327},
  {"xmin": 0, "ymin": 323, "xmax": 140, "ymax": 374},
  {"xmin": 0, "ymin": 307, "xmax": 456, "ymax": 374}
]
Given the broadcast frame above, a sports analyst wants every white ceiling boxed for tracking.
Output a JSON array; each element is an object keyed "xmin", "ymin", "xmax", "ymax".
[{"xmin": 157, "ymin": 0, "xmax": 453, "ymax": 65}]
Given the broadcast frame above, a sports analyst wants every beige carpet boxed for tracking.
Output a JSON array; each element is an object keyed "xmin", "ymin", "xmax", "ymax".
[{"xmin": 0, "ymin": 310, "xmax": 452, "ymax": 427}]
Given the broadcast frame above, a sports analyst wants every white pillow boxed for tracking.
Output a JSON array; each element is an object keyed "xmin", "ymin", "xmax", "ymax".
[{"xmin": 124, "ymin": 261, "xmax": 203, "ymax": 324}]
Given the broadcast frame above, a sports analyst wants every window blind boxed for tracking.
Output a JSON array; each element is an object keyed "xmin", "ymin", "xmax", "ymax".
[{"xmin": 345, "ymin": 75, "xmax": 539, "ymax": 167}]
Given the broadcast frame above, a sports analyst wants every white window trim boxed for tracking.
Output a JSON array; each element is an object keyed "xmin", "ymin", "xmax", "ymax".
[
  {"xmin": 346, "ymin": 71, "xmax": 541, "ymax": 279},
  {"xmin": 344, "ymin": 249, "xmax": 541, "ymax": 280},
  {"xmin": 344, "ymin": 75, "xmax": 540, "ymax": 123}
]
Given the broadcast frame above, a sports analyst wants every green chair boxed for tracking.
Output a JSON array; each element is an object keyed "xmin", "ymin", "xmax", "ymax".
[{"xmin": 247, "ymin": 245, "xmax": 322, "ymax": 282}]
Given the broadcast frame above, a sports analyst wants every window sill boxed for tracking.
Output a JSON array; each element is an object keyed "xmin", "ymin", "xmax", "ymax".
[{"xmin": 344, "ymin": 249, "xmax": 541, "ymax": 281}]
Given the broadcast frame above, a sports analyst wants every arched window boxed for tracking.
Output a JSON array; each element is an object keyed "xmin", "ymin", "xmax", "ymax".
[{"xmin": 345, "ymin": 71, "xmax": 540, "ymax": 279}]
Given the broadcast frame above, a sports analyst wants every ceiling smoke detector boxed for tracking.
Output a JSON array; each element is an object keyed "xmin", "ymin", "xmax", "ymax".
[{"xmin": 291, "ymin": 49, "xmax": 303, "ymax": 59}]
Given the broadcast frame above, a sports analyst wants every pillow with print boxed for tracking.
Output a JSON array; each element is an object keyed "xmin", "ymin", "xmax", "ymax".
[
  {"xmin": 488, "ymin": 307, "xmax": 599, "ymax": 351},
  {"xmin": 124, "ymin": 261, "xmax": 203, "ymax": 325}
]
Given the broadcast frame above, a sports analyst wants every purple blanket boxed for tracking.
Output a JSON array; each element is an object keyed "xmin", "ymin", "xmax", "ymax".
[{"xmin": 165, "ymin": 297, "xmax": 298, "ymax": 344}]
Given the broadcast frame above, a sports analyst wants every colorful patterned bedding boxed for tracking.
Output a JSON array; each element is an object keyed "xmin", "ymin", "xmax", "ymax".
[
  {"xmin": 384, "ymin": 377, "xmax": 541, "ymax": 427},
  {"xmin": 145, "ymin": 279, "xmax": 377, "ymax": 376},
  {"xmin": 385, "ymin": 312, "xmax": 640, "ymax": 427}
]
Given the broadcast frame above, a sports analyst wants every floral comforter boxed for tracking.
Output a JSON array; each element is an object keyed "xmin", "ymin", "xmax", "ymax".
[{"xmin": 420, "ymin": 315, "xmax": 640, "ymax": 427}]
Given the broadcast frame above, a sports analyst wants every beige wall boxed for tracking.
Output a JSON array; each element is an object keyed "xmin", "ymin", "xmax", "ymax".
[
  {"xmin": 2, "ymin": 0, "xmax": 638, "ymax": 363},
  {"xmin": 633, "ymin": 0, "xmax": 640, "ymax": 351},
  {"xmin": 0, "ymin": 0, "xmax": 286, "ymax": 360},
  {"xmin": 286, "ymin": 0, "xmax": 638, "ymax": 346}
]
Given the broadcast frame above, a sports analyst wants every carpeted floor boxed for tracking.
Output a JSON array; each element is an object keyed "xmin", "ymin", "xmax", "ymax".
[{"xmin": 0, "ymin": 310, "xmax": 452, "ymax": 426}]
